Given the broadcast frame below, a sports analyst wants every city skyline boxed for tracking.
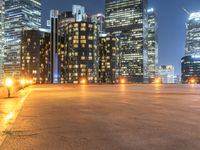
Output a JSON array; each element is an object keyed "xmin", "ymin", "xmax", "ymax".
[{"xmin": 42, "ymin": 0, "xmax": 200, "ymax": 75}]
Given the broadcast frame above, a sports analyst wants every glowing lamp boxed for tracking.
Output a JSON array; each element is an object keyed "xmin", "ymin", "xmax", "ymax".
[
  {"xmin": 5, "ymin": 78, "xmax": 13, "ymax": 88},
  {"xmin": 190, "ymin": 78, "xmax": 196, "ymax": 84},
  {"xmin": 20, "ymin": 78, "xmax": 26, "ymax": 86},
  {"xmin": 80, "ymin": 78, "xmax": 87, "ymax": 84},
  {"xmin": 26, "ymin": 80, "xmax": 29, "ymax": 85},
  {"xmin": 29, "ymin": 80, "xmax": 33, "ymax": 84},
  {"xmin": 120, "ymin": 79, "xmax": 126, "ymax": 84},
  {"xmin": 155, "ymin": 78, "xmax": 161, "ymax": 84}
]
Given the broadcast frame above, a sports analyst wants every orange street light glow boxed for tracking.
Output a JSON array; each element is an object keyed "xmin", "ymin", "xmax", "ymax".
[
  {"xmin": 21, "ymin": 79, "xmax": 26, "ymax": 86},
  {"xmin": 5, "ymin": 78, "xmax": 13, "ymax": 88},
  {"xmin": 29, "ymin": 80, "xmax": 33, "ymax": 84},
  {"xmin": 120, "ymin": 79, "xmax": 126, "ymax": 84},
  {"xmin": 155, "ymin": 78, "xmax": 161, "ymax": 84},
  {"xmin": 190, "ymin": 78, "xmax": 196, "ymax": 84},
  {"xmin": 26, "ymin": 80, "xmax": 29, "ymax": 84},
  {"xmin": 80, "ymin": 79, "xmax": 87, "ymax": 84}
]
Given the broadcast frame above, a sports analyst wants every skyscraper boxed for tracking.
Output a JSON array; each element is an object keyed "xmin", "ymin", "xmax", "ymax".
[
  {"xmin": 58, "ymin": 11, "xmax": 74, "ymax": 37},
  {"xmin": 21, "ymin": 29, "xmax": 51, "ymax": 84},
  {"xmin": 147, "ymin": 8, "xmax": 158, "ymax": 82},
  {"xmin": 58, "ymin": 11, "xmax": 74, "ymax": 83},
  {"xmin": 4, "ymin": 0, "xmax": 41, "ymax": 78},
  {"xmin": 91, "ymin": 13, "xmax": 105, "ymax": 34},
  {"xmin": 0, "ymin": 0, "xmax": 4, "ymax": 81},
  {"xmin": 65, "ymin": 22, "xmax": 98, "ymax": 84},
  {"xmin": 181, "ymin": 55, "xmax": 200, "ymax": 84},
  {"xmin": 105, "ymin": 0, "xmax": 148, "ymax": 83},
  {"xmin": 99, "ymin": 34, "xmax": 119, "ymax": 83},
  {"xmin": 182, "ymin": 11, "xmax": 200, "ymax": 83},
  {"xmin": 185, "ymin": 11, "xmax": 200, "ymax": 55},
  {"xmin": 50, "ymin": 10, "xmax": 60, "ymax": 83}
]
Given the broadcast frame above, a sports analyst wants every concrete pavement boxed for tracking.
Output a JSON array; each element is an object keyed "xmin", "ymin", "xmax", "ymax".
[
  {"xmin": 0, "ymin": 84, "xmax": 200, "ymax": 150},
  {"xmin": 0, "ymin": 88, "xmax": 31, "ymax": 146}
]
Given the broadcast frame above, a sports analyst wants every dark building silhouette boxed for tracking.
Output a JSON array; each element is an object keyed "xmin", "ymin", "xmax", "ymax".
[
  {"xmin": 99, "ymin": 34, "xmax": 119, "ymax": 83},
  {"xmin": 21, "ymin": 29, "xmax": 51, "ymax": 84}
]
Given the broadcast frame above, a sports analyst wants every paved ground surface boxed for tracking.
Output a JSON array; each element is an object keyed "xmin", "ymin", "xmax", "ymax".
[{"xmin": 0, "ymin": 84, "xmax": 200, "ymax": 150}]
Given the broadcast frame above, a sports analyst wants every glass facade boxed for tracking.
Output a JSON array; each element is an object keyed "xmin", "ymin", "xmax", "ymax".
[
  {"xmin": 99, "ymin": 34, "xmax": 119, "ymax": 83},
  {"xmin": 147, "ymin": 8, "xmax": 158, "ymax": 82},
  {"xmin": 21, "ymin": 29, "xmax": 50, "ymax": 84},
  {"xmin": 181, "ymin": 55, "xmax": 200, "ymax": 83},
  {"xmin": 182, "ymin": 11, "xmax": 200, "ymax": 83},
  {"xmin": 185, "ymin": 11, "xmax": 200, "ymax": 56},
  {"xmin": 105, "ymin": 0, "xmax": 149, "ymax": 83},
  {"xmin": 0, "ymin": 0, "xmax": 4, "ymax": 81},
  {"xmin": 4, "ymin": 0, "xmax": 41, "ymax": 78}
]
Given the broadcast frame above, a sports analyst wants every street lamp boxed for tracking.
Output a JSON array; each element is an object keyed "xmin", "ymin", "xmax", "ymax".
[
  {"xmin": 20, "ymin": 78, "xmax": 26, "ymax": 89},
  {"xmin": 29, "ymin": 80, "xmax": 33, "ymax": 85},
  {"xmin": 119, "ymin": 77, "xmax": 126, "ymax": 84},
  {"xmin": 120, "ymin": 79, "xmax": 126, "ymax": 84},
  {"xmin": 189, "ymin": 78, "xmax": 196, "ymax": 84},
  {"xmin": 5, "ymin": 78, "xmax": 13, "ymax": 98},
  {"xmin": 154, "ymin": 78, "xmax": 161, "ymax": 84},
  {"xmin": 80, "ymin": 78, "xmax": 87, "ymax": 84}
]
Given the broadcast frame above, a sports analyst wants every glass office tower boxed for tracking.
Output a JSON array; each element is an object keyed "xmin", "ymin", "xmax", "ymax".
[
  {"xmin": 4, "ymin": 0, "xmax": 41, "ymax": 78},
  {"xmin": 147, "ymin": 8, "xmax": 158, "ymax": 82},
  {"xmin": 182, "ymin": 11, "xmax": 200, "ymax": 83},
  {"xmin": 105, "ymin": 0, "xmax": 148, "ymax": 83},
  {"xmin": 0, "ymin": 0, "xmax": 4, "ymax": 81},
  {"xmin": 181, "ymin": 55, "xmax": 200, "ymax": 84},
  {"xmin": 185, "ymin": 11, "xmax": 200, "ymax": 55}
]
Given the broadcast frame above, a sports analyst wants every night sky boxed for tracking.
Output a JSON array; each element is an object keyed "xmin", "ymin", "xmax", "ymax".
[{"xmin": 42, "ymin": 0, "xmax": 200, "ymax": 75}]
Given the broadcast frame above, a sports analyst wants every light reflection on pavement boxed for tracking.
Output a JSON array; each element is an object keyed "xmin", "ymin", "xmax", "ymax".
[
  {"xmin": 0, "ymin": 88, "xmax": 32, "ymax": 145},
  {"xmin": 0, "ymin": 84, "xmax": 200, "ymax": 150}
]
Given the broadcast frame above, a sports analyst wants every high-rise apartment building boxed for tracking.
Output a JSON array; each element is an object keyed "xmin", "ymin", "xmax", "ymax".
[
  {"xmin": 65, "ymin": 22, "xmax": 98, "ymax": 84},
  {"xmin": 0, "ymin": 0, "xmax": 4, "ymax": 81},
  {"xmin": 58, "ymin": 11, "xmax": 75, "ymax": 37},
  {"xmin": 21, "ymin": 29, "xmax": 51, "ymax": 84},
  {"xmin": 99, "ymin": 34, "xmax": 119, "ymax": 83},
  {"xmin": 105, "ymin": 0, "xmax": 149, "ymax": 83},
  {"xmin": 57, "ymin": 11, "xmax": 75, "ymax": 83},
  {"xmin": 147, "ymin": 8, "xmax": 158, "ymax": 82},
  {"xmin": 185, "ymin": 11, "xmax": 200, "ymax": 56},
  {"xmin": 4, "ymin": 0, "xmax": 41, "ymax": 78}
]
